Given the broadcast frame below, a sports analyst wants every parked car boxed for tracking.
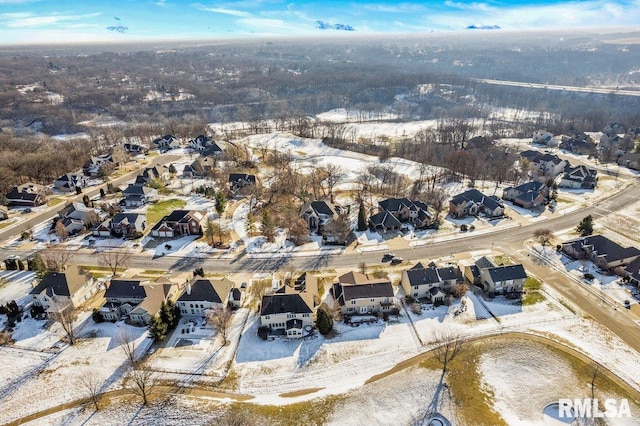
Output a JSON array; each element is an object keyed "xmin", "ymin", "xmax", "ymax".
[
  {"xmin": 391, "ymin": 257, "xmax": 403, "ymax": 265},
  {"xmin": 382, "ymin": 253, "xmax": 395, "ymax": 262},
  {"xmin": 624, "ymin": 299, "xmax": 631, "ymax": 309}
]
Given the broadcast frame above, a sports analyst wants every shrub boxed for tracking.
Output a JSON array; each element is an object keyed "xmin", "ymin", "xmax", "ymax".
[
  {"xmin": 460, "ymin": 224, "xmax": 468, "ymax": 232},
  {"xmin": 584, "ymin": 273, "xmax": 595, "ymax": 281},
  {"xmin": 452, "ymin": 283, "xmax": 467, "ymax": 298},
  {"xmin": 316, "ymin": 304, "xmax": 333, "ymax": 335},
  {"xmin": 92, "ymin": 309, "xmax": 104, "ymax": 323},
  {"xmin": 257, "ymin": 326, "xmax": 270, "ymax": 340}
]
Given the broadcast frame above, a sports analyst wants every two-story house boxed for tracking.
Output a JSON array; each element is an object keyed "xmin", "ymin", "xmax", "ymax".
[
  {"xmin": 260, "ymin": 292, "xmax": 314, "ymax": 339},
  {"xmin": 6, "ymin": 183, "xmax": 46, "ymax": 207},
  {"xmin": 93, "ymin": 213, "xmax": 146, "ymax": 238},
  {"xmin": 153, "ymin": 134, "xmax": 180, "ymax": 151},
  {"xmin": 177, "ymin": 278, "xmax": 235, "ymax": 316},
  {"xmin": 30, "ymin": 267, "xmax": 96, "ymax": 313},
  {"xmin": 369, "ymin": 198, "xmax": 433, "ymax": 232},
  {"xmin": 100, "ymin": 279, "xmax": 147, "ymax": 321},
  {"xmin": 331, "ymin": 271, "xmax": 395, "ymax": 316},
  {"xmin": 559, "ymin": 165, "xmax": 598, "ymax": 189},
  {"xmin": 401, "ymin": 262, "xmax": 461, "ymax": 303},
  {"xmin": 150, "ymin": 210, "xmax": 205, "ymax": 238},
  {"xmin": 54, "ymin": 173, "xmax": 88, "ymax": 193},
  {"xmin": 122, "ymin": 184, "xmax": 158, "ymax": 207}
]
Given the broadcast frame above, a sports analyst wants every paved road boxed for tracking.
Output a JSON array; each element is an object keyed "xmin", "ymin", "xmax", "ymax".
[
  {"xmin": 470, "ymin": 78, "xmax": 640, "ymax": 97},
  {"xmin": 0, "ymin": 154, "xmax": 181, "ymax": 243},
  {"xmin": 3, "ymin": 174, "xmax": 640, "ymax": 354},
  {"xmin": 16, "ymin": 180, "xmax": 635, "ymax": 274}
]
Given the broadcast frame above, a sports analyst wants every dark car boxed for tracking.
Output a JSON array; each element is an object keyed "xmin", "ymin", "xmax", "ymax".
[
  {"xmin": 391, "ymin": 257, "xmax": 403, "ymax": 265},
  {"xmin": 382, "ymin": 253, "xmax": 395, "ymax": 262}
]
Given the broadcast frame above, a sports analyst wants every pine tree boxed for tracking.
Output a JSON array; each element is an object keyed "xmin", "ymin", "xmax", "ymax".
[
  {"xmin": 261, "ymin": 209, "xmax": 276, "ymax": 242},
  {"xmin": 577, "ymin": 215, "xmax": 594, "ymax": 236},
  {"xmin": 316, "ymin": 304, "xmax": 333, "ymax": 335},
  {"xmin": 148, "ymin": 315, "xmax": 168, "ymax": 341},
  {"xmin": 357, "ymin": 201, "xmax": 367, "ymax": 232},
  {"xmin": 215, "ymin": 192, "xmax": 227, "ymax": 217},
  {"xmin": 245, "ymin": 212, "xmax": 256, "ymax": 237}
]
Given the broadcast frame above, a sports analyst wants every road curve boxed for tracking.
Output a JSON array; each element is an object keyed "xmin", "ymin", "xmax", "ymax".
[{"xmin": 5, "ymin": 332, "xmax": 638, "ymax": 426}]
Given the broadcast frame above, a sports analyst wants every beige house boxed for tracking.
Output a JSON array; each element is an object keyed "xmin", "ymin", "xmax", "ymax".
[
  {"xmin": 177, "ymin": 278, "xmax": 235, "ymax": 316},
  {"xmin": 331, "ymin": 271, "xmax": 395, "ymax": 315},
  {"xmin": 129, "ymin": 277, "xmax": 181, "ymax": 325},
  {"xmin": 401, "ymin": 262, "xmax": 461, "ymax": 302},
  {"xmin": 30, "ymin": 267, "xmax": 96, "ymax": 313},
  {"xmin": 478, "ymin": 263, "xmax": 527, "ymax": 294},
  {"xmin": 260, "ymin": 291, "xmax": 314, "ymax": 338}
]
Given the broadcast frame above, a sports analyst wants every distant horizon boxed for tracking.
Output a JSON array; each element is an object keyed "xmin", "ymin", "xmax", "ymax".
[{"xmin": 1, "ymin": 0, "xmax": 640, "ymax": 46}]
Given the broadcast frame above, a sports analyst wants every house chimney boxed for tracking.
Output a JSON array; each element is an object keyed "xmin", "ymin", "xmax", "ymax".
[{"xmin": 186, "ymin": 282, "xmax": 191, "ymax": 295}]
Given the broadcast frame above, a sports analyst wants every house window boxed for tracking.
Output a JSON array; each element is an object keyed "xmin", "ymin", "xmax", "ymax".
[
  {"xmin": 302, "ymin": 313, "xmax": 309, "ymax": 317},
  {"xmin": 287, "ymin": 314, "xmax": 296, "ymax": 319},
  {"xmin": 414, "ymin": 285, "xmax": 419, "ymax": 290},
  {"xmin": 413, "ymin": 293, "xmax": 418, "ymax": 297},
  {"xmin": 347, "ymin": 308, "xmax": 354, "ymax": 312},
  {"xmin": 200, "ymin": 304, "xmax": 204, "ymax": 308},
  {"xmin": 370, "ymin": 299, "xmax": 375, "ymax": 302},
  {"xmin": 350, "ymin": 300, "xmax": 356, "ymax": 305},
  {"xmin": 265, "ymin": 315, "xmax": 270, "ymax": 320},
  {"xmin": 190, "ymin": 304, "xmax": 193, "ymax": 308}
]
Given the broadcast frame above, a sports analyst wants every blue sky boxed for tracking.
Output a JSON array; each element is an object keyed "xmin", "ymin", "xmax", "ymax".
[{"xmin": 0, "ymin": 0, "xmax": 639, "ymax": 44}]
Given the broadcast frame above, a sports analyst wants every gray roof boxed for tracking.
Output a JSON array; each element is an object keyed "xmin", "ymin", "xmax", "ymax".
[
  {"xmin": 475, "ymin": 256, "xmax": 496, "ymax": 269},
  {"xmin": 368, "ymin": 210, "xmax": 402, "ymax": 228},
  {"xmin": 261, "ymin": 293, "xmax": 312, "ymax": 316},
  {"xmin": 341, "ymin": 281, "xmax": 393, "ymax": 301},
  {"xmin": 564, "ymin": 235, "xmax": 640, "ymax": 264},
  {"xmin": 30, "ymin": 273, "xmax": 71, "ymax": 297},
  {"xmin": 437, "ymin": 266, "xmax": 461, "ymax": 281},
  {"xmin": 405, "ymin": 265, "xmax": 440, "ymax": 286},
  {"xmin": 486, "ymin": 264, "xmax": 527, "ymax": 282},
  {"xmin": 178, "ymin": 279, "xmax": 226, "ymax": 303},
  {"xmin": 451, "ymin": 189, "xmax": 503, "ymax": 211},
  {"xmin": 105, "ymin": 279, "xmax": 146, "ymax": 300}
]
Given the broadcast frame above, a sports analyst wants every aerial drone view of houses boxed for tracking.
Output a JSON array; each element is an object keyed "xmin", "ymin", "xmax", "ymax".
[{"xmin": 2, "ymin": 119, "xmax": 640, "ymax": 425}]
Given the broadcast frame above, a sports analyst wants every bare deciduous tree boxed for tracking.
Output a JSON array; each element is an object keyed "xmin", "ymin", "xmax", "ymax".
[
  {"xmin": 127, "ymin": 366, "xmax": 155, "ymax": 405},
  {"xmin": 323, "ymin": 164, "xmax": 345, "ymax": 196},
  {"xmin": 324, "ymin": 214, "xmax": 352, "ymax": 245},
  {"xmin": 207, "ymin": 305, "xmax": 233, "ymax": 346},
  {"xmin": 40, "ymin": 248, "xmax": 75, "ymax": 272},
  {"xmin": 117, "ymin": 329, "xmax": 138, "ymax": 367},
  {"xmin": 49, "ymin": 305, "xmax": 78, "ymax": 345},
  {"xmin": 98, "ymin": 248, "xmax": 131, "ymax": 276},
  {"xmin": 79, "ymin": 373, "xmax": 103, "ymax": 411},
  {"xmin": 432, "ymin": 329, "xmax": 466, "ymax": 378},
  {"xmin": 533, "ymin": 228, "xmax": 553, "ymax": 247}
]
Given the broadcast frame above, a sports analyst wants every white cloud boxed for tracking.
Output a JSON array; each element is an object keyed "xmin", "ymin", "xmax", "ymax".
[
  {"xmin": 192, "ymin": 4, "xmax": 251, "ymax": 17},
  {"xmin": 236, "ymin": 17, "xmax": 288, "ymax": 29},
  {"xmin": 425, "ymin": 0, "xmax": 640, "ymax": 30},
  {"xmin": 4, "ymin": 12, "xmax": 101, "ymax": 29},
  {"xmin": 363, "ymin": 3, "xmax": 428, "ymax": 13},
  {"xmin": 0, "ymin": 0, "xmax": 39, "ymax": 3}
]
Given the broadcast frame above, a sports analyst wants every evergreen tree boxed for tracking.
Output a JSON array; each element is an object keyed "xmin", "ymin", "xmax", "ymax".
[
  {"xmin": 30, "ymin": 253, "xmax": 48, "ymax": 279},
  {"xmin": 577, "ymin": 215, "xmax": 594, "ymax": 236},
  {"xmin": 316, "ymin": 304, "xmax": 333, "ymax": 336},
  {"xmin": 215, "ymin": 192, "xmax": 227, "ymax": 216},
  {"xmin": 357, "ymin": 201, "xmax": 368, "ymax": 232},
  {"xmin": 148, "ymin": 315, "xmax": 168, "ymax": 341},
  {"xmin": 261, "ymin": 209, "xmax": 276, "ymax": 242},
  {"xmin": 245, "ymin": 212, "xmax": 256, "ymax": 236}
]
